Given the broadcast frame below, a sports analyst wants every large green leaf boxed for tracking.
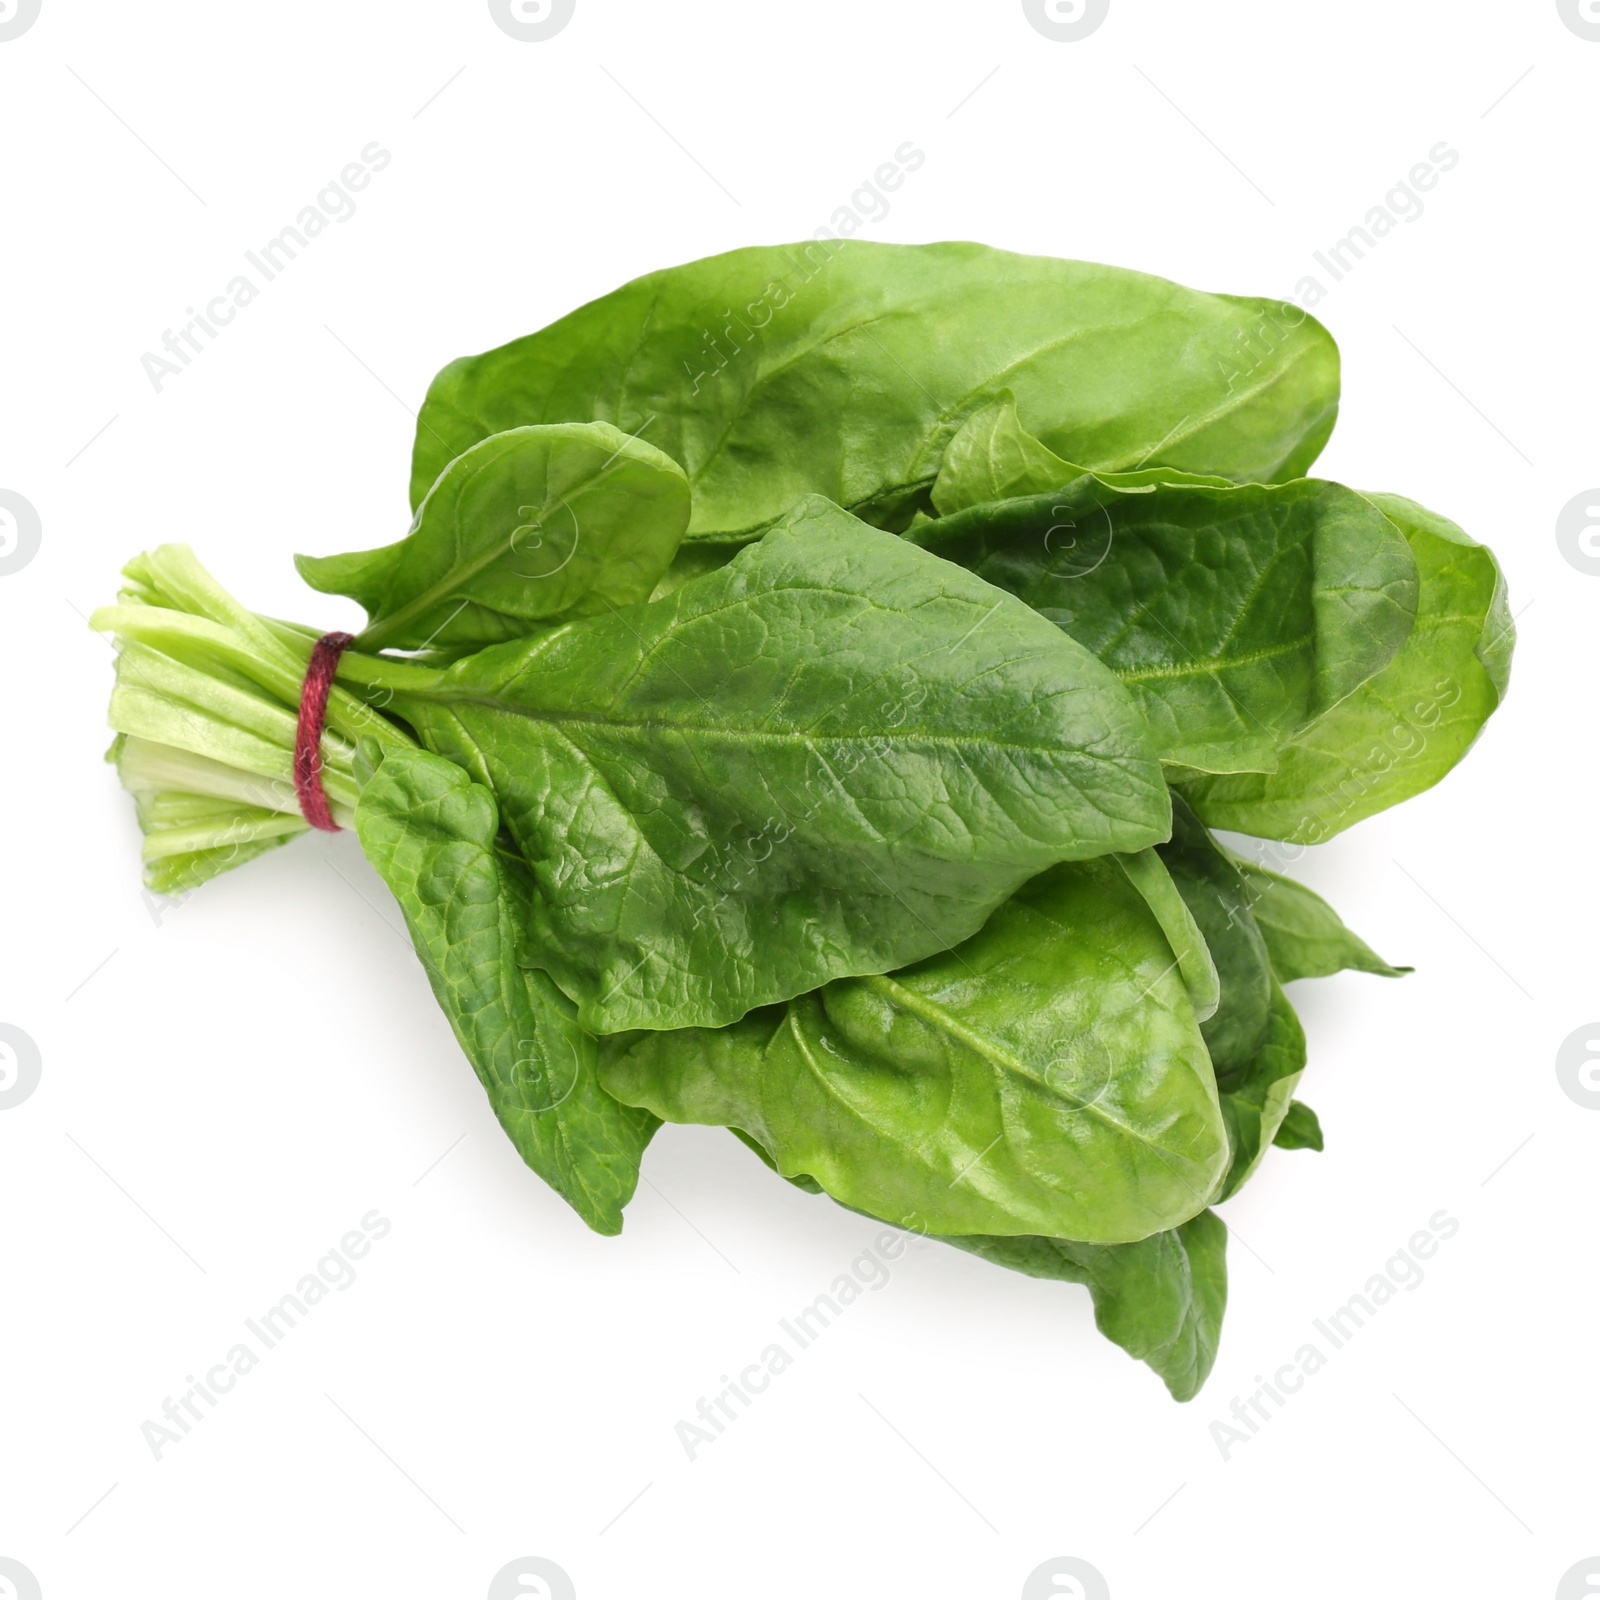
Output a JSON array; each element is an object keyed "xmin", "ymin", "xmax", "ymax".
[
  {"xmin": 387, "ymin": 499, "xmax": 1171, "ymax": 1032},
  {"xmin": 599, "ymin": 857, "xmax": 1227, "ymax": 1244},
  {"xmin": 910, "ymin": 473, "xmax": 1418, "ymax": 775},
  {"xmin": 1178, "ymin": 492, "xmax": 1512, "ymax": 841},
  {"xmin": 297, "ymin": 423, "xmax": 690, "ymax": 654},
  {"xmin": 941, "ymin": 1208, "xmax": 1228, "ymax": 1402},
  {"xmin": 1228, "ymin": 856, "xmax": 1409, "ymax": 981},
  {"xmin": 354, "ymin": 745, "xmax": 656, "ymax": 1235},
  {"xmin": 410, "ymin": 242, "xmax": 1341, "ymax": 540}
]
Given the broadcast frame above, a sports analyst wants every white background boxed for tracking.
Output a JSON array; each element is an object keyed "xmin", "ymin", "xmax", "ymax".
[{"xmin": 1, "ymin": 2, "xmax": 1594, "ymax": 1596}]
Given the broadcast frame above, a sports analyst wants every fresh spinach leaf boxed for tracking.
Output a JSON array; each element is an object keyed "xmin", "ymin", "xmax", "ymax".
[
  {"xmin": 1211, "ymin": 980, "xmax": 1308, "ymax": 1201},
  {"xmin": 355, "ymin": 744, "xmax": 657, "ymax": 1234},
  {"xmin": 598, "ymin": 856, "xmax": 1227, "ymax": 1244},
  {"xmin": 910, "ymin": 472, "xmax": 1419, "ymax": 774},
  {"xmin": 411, "ymin": 242, "xmax": 1340, "ymax": 541},
  {"xmin": 939, "ymin": 1208, "xmax": 1227, "ymax": 1402},
  {"xmin": 1153, "ymin": 798, "xmax": 1309, "ymax": 1199},
  {"xmin": 387, "ymin": 498, "xmax": 1172, "ymax": 1031},
  {"xmin": 297, "ymin": 423, "xmax": 690, "ymax": 654},
  {"xmin": 1273, "ymin": 1100, "xmax": 1325, "ymax": 1151},
  {"xmin": 1228, "ymin": 855, "xmax": 1410, "ymax": 981},
  {"xmin": 749, "ymin": 1143, "xmax": 1229, "ymax": 1399},
  {"xmin": 1178, "ymin": 491, "xmax": 1512, "ymax": 840},
  {"xmin": 1158, "ymin": 796, "xmax": 1274, "ymax": 1075},
  {"xmin": 1117, "ymin": 848, "xmax": 1221, "ymax": 1023}
]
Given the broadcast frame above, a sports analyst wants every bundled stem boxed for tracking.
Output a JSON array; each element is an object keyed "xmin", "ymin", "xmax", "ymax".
[{"xmin": 92, "ymin": 545, "xmax": 423, "ymax": 893}]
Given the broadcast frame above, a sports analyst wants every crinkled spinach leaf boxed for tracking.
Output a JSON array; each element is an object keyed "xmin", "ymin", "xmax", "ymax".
[
  {"xmin": 389, "ymin": 499, "xmax": 1171, "ymax": 1032},
  {"xmin": 940, "ymin": 1208, "xmax": 1228, "ymax": 1402},
  {"xmin": 297, "ymin": 423, "xmax": 690, "ymax": 654},
  {"xmin": 910, "ymin": 472, "xmax": 1419, "ymax": 775},
  {"xmin": 411, "ymin": 242, "xmax": 1340, "ymax": 540},
  {"xmin": 598, "ymin": 857, "xmax": 1227, "ymax": 1244},
  {"xmin": 1178, "ymin": 491, "xmax": 1512, "ymax": 841},
  {"xmin": 355, "ymin": 744, "xmax": 657, "ymax": 1234}
]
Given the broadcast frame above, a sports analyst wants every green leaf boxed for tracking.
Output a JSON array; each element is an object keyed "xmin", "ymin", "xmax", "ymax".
[
  {"xmin": 599, "ymin": 857, "xmax": 1227, "ymax": 1244},
  {"xmin": 1212, "ymin": 981, "xmax": 1308, "ymax": 1201},
  {"xmin": 1177, "ymin": 492, "xmax": 1513, "ymax": 841},
  {"xmin": 1273, "ymin": 1100, "xmax": 1325, "ymax": 1152},
  {"xmin": 390, "ymin": 499, "xmax": 1172, "ymax": 1032},
  {"xmin": 297, "ymin": 423, "xmax": 691, "ymax": 654},
  {"xmin": 1228, "ymin": 856, "xmax": 1410, "ymax": 981},
  {"xmin": 354, "ymin": 745, "xmax": 657, "ymax": 1235},
  {"xmin": 931, "ymin": 392, "xmax": 1085, "ymax": 511},
  {"xmin": 1158, "ymin": 797, "xmax": 1274, "ymax": 1076},
  {"xmin": 931, "ymin": 392, "xmax": 1234, "ymax": 514},
  {"xmin": 1153, "ymin": 799, "xmax": 1307, "ymax": 1201},
  {"xmin": 939, "ymin": 1209, "xmax": 1228, "ymax": 1401},
  {"xmin": 411, "ymin": 242, "xmax": 1341, "ymax": 539},
  {"xmin": 911, "ymin": 473, "xmax": 1419, "ymax": 775},
  {"xmin": 1117, "ymin": 848, "xmax": 1221, "ymax": 1023},
  {"xmin": 732, "ymin": 1133, "xmax": 1227, "ymax": 1398}
]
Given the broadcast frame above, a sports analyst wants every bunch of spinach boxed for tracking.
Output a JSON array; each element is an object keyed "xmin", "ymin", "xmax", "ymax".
[{"xmin": 93, "ymin": 241, "xmax": 1511, "ymax": 1400}]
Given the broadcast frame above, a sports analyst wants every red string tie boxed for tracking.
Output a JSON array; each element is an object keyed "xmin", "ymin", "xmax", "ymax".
[{"xmin": 293, "ymin": 631, "xmax": 355, "ymax": 831}]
